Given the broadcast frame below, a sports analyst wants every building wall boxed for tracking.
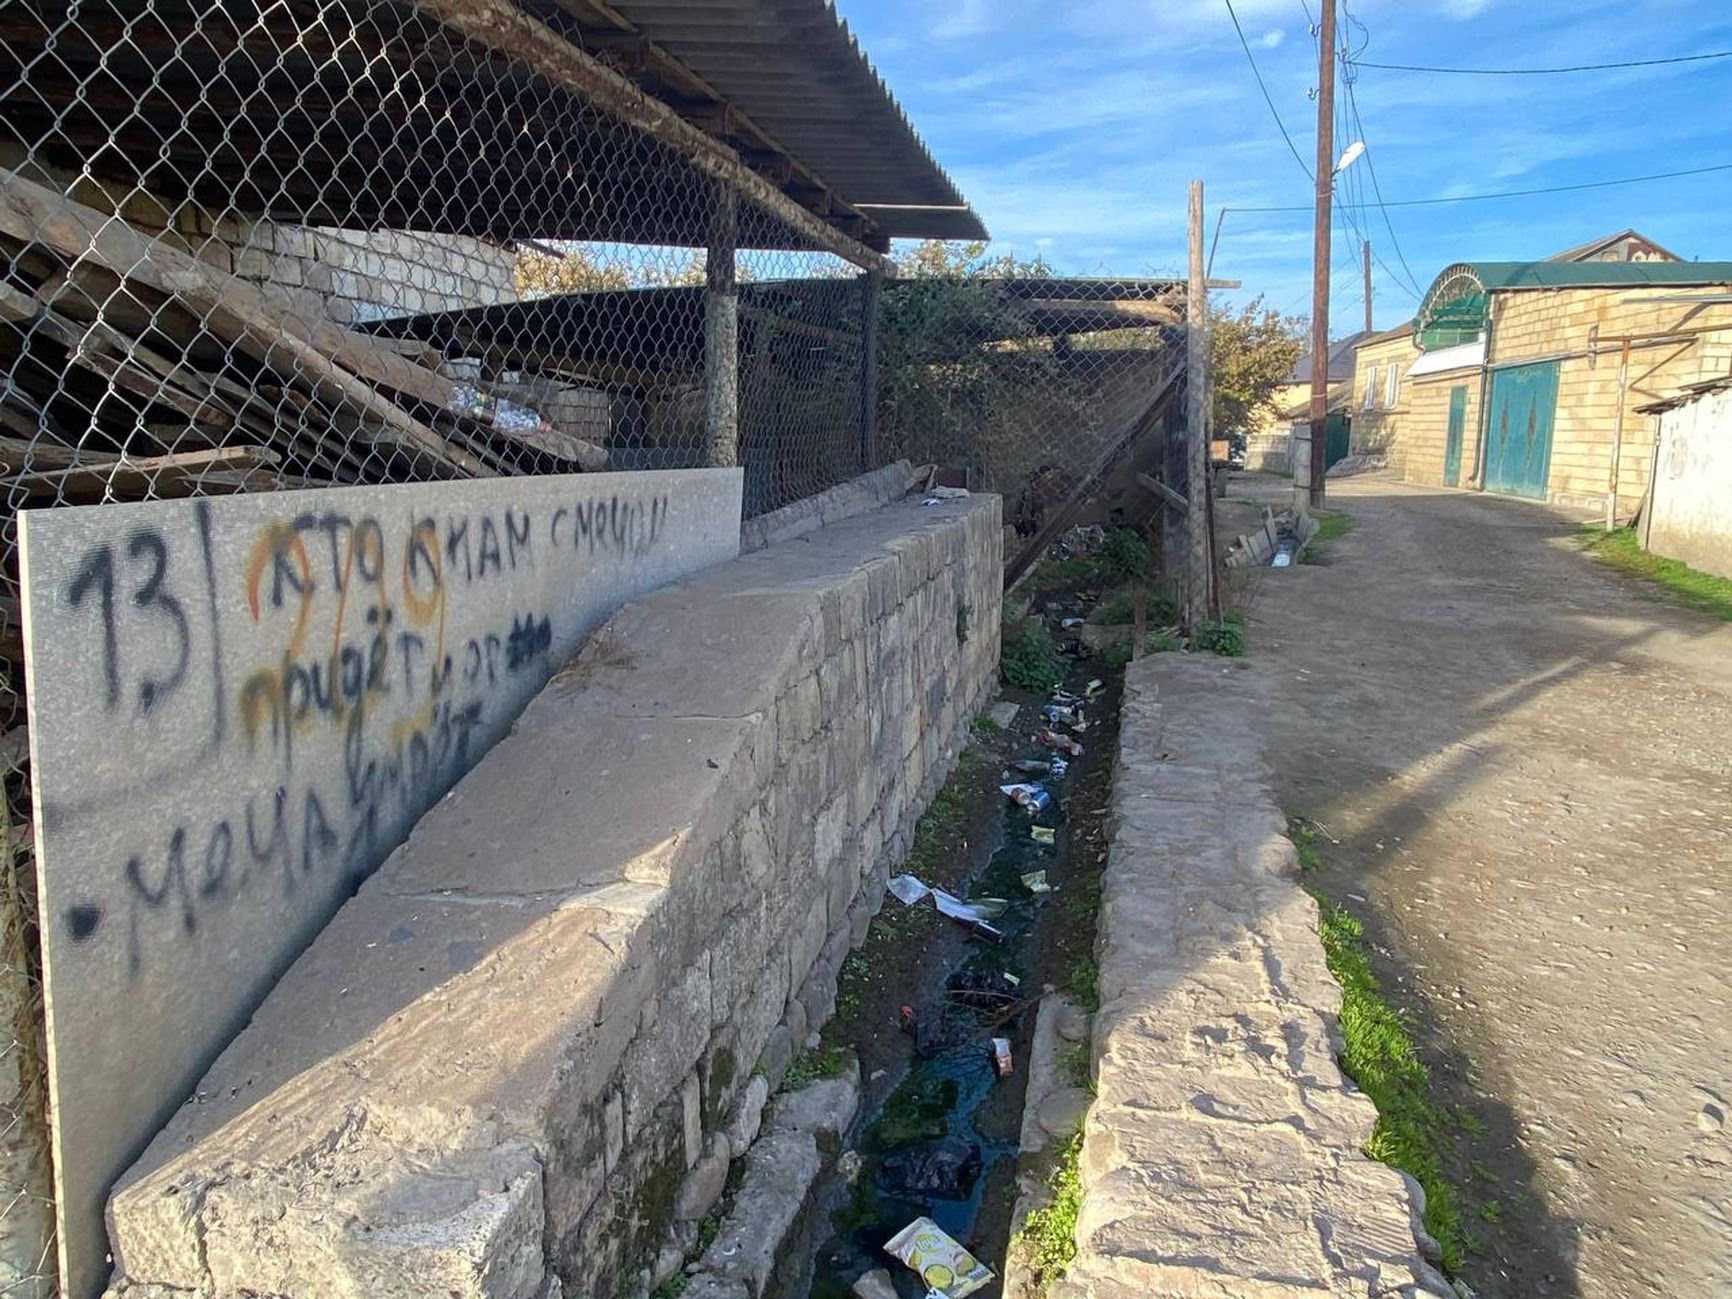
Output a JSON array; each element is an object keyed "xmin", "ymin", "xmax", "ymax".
[
  {"xmin": 1403, "ymin": 371, "xmax": 1482, "ymax": 488},
  {"xmin": 1349, "ymin": 332, "xmax": 1419, "ymax": 472},
  {"xmin": 1646, "ymin": 387, "xmax": 1732, "ymax": 579},
  {"xmin": 1486, "ymin": 289, "xmax": 1732, "ymax": 514}
]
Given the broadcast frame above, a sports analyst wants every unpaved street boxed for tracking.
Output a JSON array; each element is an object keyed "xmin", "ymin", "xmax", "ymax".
[{"xmin": 1227, "ymin": 475, "xmax": 1732, "ymax": 1299}]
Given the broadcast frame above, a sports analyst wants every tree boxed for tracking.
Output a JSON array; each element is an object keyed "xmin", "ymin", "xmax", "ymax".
[
  {"xmin": 512, "ymin": 245, "xmax": 630, "ymax": 296},
  {"xmin": 1208, "ymin": 296, "xmax": 1307, "ymax": 433}
]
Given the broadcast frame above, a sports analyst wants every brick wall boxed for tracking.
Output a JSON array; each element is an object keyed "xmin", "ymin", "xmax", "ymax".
[{"xmin": 1403, "ymin": 371, "xmax": 1480, "ymax": 488}]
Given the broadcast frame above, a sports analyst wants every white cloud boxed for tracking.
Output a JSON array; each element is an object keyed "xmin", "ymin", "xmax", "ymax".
[
  {"xmin": 1439, "ymin": 0, "xmax": 1492, "ymax": 16},
  {"xmin": 1259, "ymin": 28, "xmax": 1286, "ymax": 49},
  {"xmin": 929, "ymin": 0, "xmax": 995, "ymax": 40}
]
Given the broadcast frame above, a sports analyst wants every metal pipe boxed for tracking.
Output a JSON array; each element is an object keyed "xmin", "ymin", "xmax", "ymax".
[{"xmin": 1606, "ymin": 337, "xmax": 1630, "ymax": 528}]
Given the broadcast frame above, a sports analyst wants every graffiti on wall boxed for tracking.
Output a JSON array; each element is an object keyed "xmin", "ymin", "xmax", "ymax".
[{"xmin": 19, "ymin": 468, "xmax": 741, "ymax": 1299}]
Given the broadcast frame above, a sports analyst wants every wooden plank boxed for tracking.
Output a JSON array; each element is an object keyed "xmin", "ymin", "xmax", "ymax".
[
  {"xmin": 1134, "ymin": 471, "xmax": 1188, "ymax": 511},
  {"xmin": 0, "ymin": 169, "xmax": 488, "ymax": 476},
  {"xmin": 4, "ymin": 445, "xmax": 278, "ymax": 500}
]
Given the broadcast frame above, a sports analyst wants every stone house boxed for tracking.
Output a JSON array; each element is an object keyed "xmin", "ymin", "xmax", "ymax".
[{"xmin": 1392, "ymin": 260, "xmax": 1732, "ymax": 517}]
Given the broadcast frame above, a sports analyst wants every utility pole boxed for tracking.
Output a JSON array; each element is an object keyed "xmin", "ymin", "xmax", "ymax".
[
  {"xmin": 1362, "ymin": 239, "xmax": 1373, "ymax": 335},
  {"xmin": 1303, "ymin": 0, "xmax": 1337, "ymax": 511},
  {"xmin": 1185, "ymin": 178, "xmax": 1214, "ymax": 624}
]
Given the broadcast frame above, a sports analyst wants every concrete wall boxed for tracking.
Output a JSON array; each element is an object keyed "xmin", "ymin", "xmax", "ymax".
[
  {"xmin": 1485, "ymin": 290, "xmax": 1732, "ymax": 513},
  {"xmin": 1647, "ymin": 387, "xmax": 1732, "ymax": 579},
  {"xmin": 19, "ymin": 470, "xmax": 742, "ymax": 1299},
  {"xmin": 103, "ymin": 494, "xmax": 1002, "ymax": 1299}
]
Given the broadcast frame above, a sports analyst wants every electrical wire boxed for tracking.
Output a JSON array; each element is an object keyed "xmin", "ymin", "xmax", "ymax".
[
  {"xmin": 1351, "ymin": 50, "xmax": 1732, "ymax": 75},
  {"xmin": 1337, "ymin": 4, "xmax": 1424, "ymax": 299},
  {"xmin": 1227, "ymin": 160, "xmax": 1732, "ymax": 212},
  {"xmin": 1223, "ymin": 0, "xmax": 1314, "ymax": 180}
]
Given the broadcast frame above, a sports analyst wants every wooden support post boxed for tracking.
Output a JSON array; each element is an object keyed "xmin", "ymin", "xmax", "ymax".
[
  {"xmin": 859, "ymin": 270, "xmax": 880, "ymax": 472},
  {"xmin": 1185, "ymin": 179, "xmax": 1215, "ymax": 624},
  {"xmin": 1305, "ymin": 0, "xmax": 1337, "ymax": 511},
  {"xmin": 704, "ymin": 181, "xmax": 739, "ymax": 469}
]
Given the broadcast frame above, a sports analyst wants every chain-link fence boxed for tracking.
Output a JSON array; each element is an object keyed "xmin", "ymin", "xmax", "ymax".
[
  {"xmin": 0, "ymin": 1, "xmax": 888, "ymax": 1291},
  {"xmin": 0, "ymin": 3, "xmax": 1196, "ymax": 1290},
  {"xmin": 875, "ymin": 273, "xmax": 1189, "ymax": 576}
]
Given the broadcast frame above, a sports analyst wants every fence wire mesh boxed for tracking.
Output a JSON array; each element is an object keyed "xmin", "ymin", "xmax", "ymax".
[{"xmin": 0, "ymin": 2, "xmax": 1191, "ymax": 1292}]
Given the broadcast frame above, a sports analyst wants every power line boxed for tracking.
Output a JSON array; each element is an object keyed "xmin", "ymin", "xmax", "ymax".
[
  {"xmin": 1223, "ymin": 0, "xmax": 1314, "ymax": 180},
  {"xmin": 1351, "ymin": 49, "xmax": 1732, "ymax": 75},
  {"xmin": 1341, "ymin": 62, "xmax": 1424, "ymax": 293},
  {"xmin": 1227, "ymin": 160, "xmax": 1732, "ymax": 212}
]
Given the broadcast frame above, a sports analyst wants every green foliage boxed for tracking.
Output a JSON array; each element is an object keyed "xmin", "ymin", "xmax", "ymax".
[
  {"xmin": 877, "ymin": 241, "xmax": 1068, "ymax": 474},
  {"xmin": 783, "ymin": 1043, "xmax": 847, "ymax": 1090},
  {"xmin": 971, "ymin": 711, "xmax": 1003, "ymax": 738},
  {"xmin": 1299, "ymin": 509, "xmax": 1355, "ymax": 565},
  {"xmin": 866, "ymin": 1074, "xmax": 960, "ymax": 1149},
  {"xmin": 1311, "ymin": 890, "xmax": 1464, "ymax": 1271},
  {"xmin": 1287, "ymin": 818, "xmax": 1325, "ymax": 874},
  {"xmin": 1029, "ymin": 527, "xmax": 1149, "ymax": 595},
  {"xmin": 1058, "ymin": 1042, "xmax": 1093, "ymax": 1092},
  {"xmin": 1147, "ymin": 630, "xmax": 1182, "ymax": 654},
  {"xmin": 1014, "ymin": 1132, "xmax": 1084, "ymax": 1292},
  {"xmin": 1100, "ymin": 640, "xmax": 1132, "ymax": 671},
  {"xmin": 1194, "ymin": 617, "xmax": 1247, "ymax": 657},
  {"xmin": 1579, "ymin": 526, "xmax": 1732, "ymax": 620},
  {"xmin": 1001, "ymin": 613, "xmax": 1065, "ymax": 692},
  {"xmin": 1209, "ymin": 295, "xmax": 1308, "ymax": 434},
  {"xmin": 1099, "ymin": 527, "xmax": 1149, "ymax": 581},
  {"xmin": 1091, "ymin": 583, "xmax": 1176, "ymax": 628},
  {"xmin": 650, "ymin": 1273, "xmax": 689, "ymax": 1299}
]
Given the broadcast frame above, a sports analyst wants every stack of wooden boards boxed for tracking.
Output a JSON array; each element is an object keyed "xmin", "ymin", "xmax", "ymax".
[{"xmin": 0, "ymin": 167, "xmax": 608, "ymax": 507}]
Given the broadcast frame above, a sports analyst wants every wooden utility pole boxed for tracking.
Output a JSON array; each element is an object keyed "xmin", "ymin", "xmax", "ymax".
[
  {"xmin": 1303, "ymin": 0, "xmax": 1337, "ymax": 510},
  {"xmin": 1362, "ymin": 239, "xmax": 1373, "ymax": 335},
  {"xmin": 1185, "ymin": 179, "xmax": 1215, "ymax": 623}
]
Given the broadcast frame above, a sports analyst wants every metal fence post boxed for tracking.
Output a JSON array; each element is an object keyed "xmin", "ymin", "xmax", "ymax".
[
  {"xmin": 704, "ymin": 180, "xmax": 739, "ymax": 469},
  {"xmin": 859, "ymin": 269, "xmax": 881, "ymax": 472}
]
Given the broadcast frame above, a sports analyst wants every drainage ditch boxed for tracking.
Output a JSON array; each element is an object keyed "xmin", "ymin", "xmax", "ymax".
[{"xmin": 770, "ymin": 582, "xmax": 1125, "ymax": 1299}]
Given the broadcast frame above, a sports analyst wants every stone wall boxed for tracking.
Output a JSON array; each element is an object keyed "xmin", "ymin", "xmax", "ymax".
[
  {"xmin": 1064, "ymin": 655, "xmax": 1452, "ymax": 1299},
  {"xmin": 103, "ymin": 494, "xmax": 1002, "ymax": 1299}
]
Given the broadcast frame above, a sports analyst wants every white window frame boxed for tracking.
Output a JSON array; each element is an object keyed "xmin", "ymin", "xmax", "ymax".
[
  {"xmin": 1385, "ymin": 364, "xmax": 1400, "ymax": 409},
  {"xmin": 1363, "ymin": 364, "xmax": 1379, "ymax": 409}
]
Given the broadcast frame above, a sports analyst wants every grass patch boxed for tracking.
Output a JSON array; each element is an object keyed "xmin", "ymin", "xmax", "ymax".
[
  {"xmin": 1058, "ymin": 1042, "xmax": 1093, "ymax": 1092},
  {"xmin": 1578, "ymin": 526, "xmax": 1732, "ymax": 620},
  {"xmin": 1090, "ymin": 584, "xmax": 1177, "ymax": 628},
  {"xmin": 1013, "ymin": 1131, "xmax": 1083, "ymax": 1293},
  {"xmin": 1299, "ymin": 508, "xmax": 1354, "ymax": 565},
  {"xmin": 1288, "ymin": 818, "xmax": 1325, "ymax": 873},
  {"xmin": 971, "ymin": 711, "xmax": 1003, "ymax": 738},
  {"xmin": 1001, "ymin": 611, "xmax": 1065, "ymax": 692},
  {"xmin": 782, "ymin": 1042, "xmax": 847, "ymax": 1090},
  {"xmin": 1311, "ymin": 891, "xmax": 1464, "ymax": 1271}
]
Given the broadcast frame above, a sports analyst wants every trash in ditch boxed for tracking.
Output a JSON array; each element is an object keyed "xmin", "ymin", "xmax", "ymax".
[
  {"xmin": 887, "ymin": 876, "xmax": 1004, "ymax": 941},
  {"xmin": 880, "ymin": 1137, "xmax": 983, "ymax": 1200},
  {"xmin": 898, "ymin": 1004, "xmax": 950, "ymax": 1058},
  {"xmin": 1010, "ymin": 758, "xmax": 1055, "ymax": 776},
  {"xmin": 1057, "ymin": 638, "xmax": 1090, "ymax": 659},
  {"xmin": 964, "ymin": 896, "xmax": 1009, "ymax": 921},
  {"xmin": 1030, "ymin": 826, "xmax": 1056, "ymax": 845},
  {"xmin": 946, "ymin": 968, "xmax": 1022, "ymax": 1009},
  {"xmin": 1034, "ymin": 728, "xmax": 1083, "ymax": 756},
  {"xmin": 1058, "ymin": 616, "xmax": 1084, "ymax": 630},
  {"xmin": 887, "ymin": 874, "xmax": 930, "ymax": 906},
  {"xmin": 1084, "ymin": 678, "xmax": 1104, "ymax": 698},
  {"xmin": 1021, "ymin": 869, "xmax": 1052, "ymax": 895},
  {"xmin": 884, "ymin": 1216, "xmax": 995, "ymax": 1299},
  {"xmin": 1048, "ymin": 755, "xmax": 1070, "ymax": 778},
  {"xmin": 992, "ymin": 1037, "xmax": 1014, "ymax": 1077},
  {"xmin": 1042, "ymin": 702, "xmax": 1082, "ymax": 725},
  {"xmin": 1000, "ymin": 782, "xmax": 1053, "ymax": 814}
]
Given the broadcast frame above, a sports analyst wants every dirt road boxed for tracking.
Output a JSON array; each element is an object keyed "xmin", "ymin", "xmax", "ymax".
[{"xmin": 1223, "ymin": 474, "xmax": 1731, "ymax": 1299}]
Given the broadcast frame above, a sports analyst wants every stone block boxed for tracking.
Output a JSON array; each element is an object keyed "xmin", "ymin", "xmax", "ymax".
[
  {"xmin": 788, "ymin": 893, "xmax": 828, "ymax": 993},
  {"xmin": 625, "ymin": 958, "xmax": 713, "ymax": 1141},
  {"xmin": 674, "ymin": 1134, "xmax": 730, "ymax": 1222},
  {"xmin": 725, "ymin": 1074, "xmax": 770, "ymax": 1153},
  {"xmin": 682, "ymin": 1073, "xmax": 703, "ymax": 1169}
]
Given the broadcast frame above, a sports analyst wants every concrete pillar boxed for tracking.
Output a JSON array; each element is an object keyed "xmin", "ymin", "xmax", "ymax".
[{"xmin": 704, "ymin": 182, "xmax": 739, "ymax": 469}]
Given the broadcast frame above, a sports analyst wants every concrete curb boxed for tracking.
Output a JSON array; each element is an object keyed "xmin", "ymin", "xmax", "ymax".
[{"xmin": 1062, "ymin": 654, "xmax": 1454, "ymax": 1299}]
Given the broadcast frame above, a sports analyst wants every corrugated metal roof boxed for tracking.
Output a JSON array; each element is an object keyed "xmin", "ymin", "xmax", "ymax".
[
  {"xmin": 1288, "ymin": 331, "xmax": 1370, "ymax": 384},
  {"xmin": 605, "ymin": 0, "xmax": 987, "ymax": 241}
]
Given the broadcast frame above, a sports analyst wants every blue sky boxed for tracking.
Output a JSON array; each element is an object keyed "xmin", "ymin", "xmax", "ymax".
[{"xmin": 833, "ymin": 0, "xmax": 1732, "ymax": 330}]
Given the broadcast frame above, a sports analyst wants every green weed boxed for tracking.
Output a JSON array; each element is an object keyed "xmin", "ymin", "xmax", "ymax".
[
  {"xmin": 971, "ymin": 711, "xmax": 1003, "ymax": 738},
  {"xmin": 1001, "ymin": 612, "xmax": 1065, "ymax": 692},
  {"xmin": 1299, "ymin": 508, "xmax": 1354, "ymax": 564},
  {"xmin": 1013, "ymin": 1131, "xmax": 1083, "ymax": 1293},
  {"xmin": 1310, "ymin": 889, "xmax": 1464, "ymax": 1271},
  {"xmin": 1091, "ymin": 584, "xmax": 1177, "ymax": 628},
  {"xmin": 1194, "ymin": 617, "xmax": 1247, "ymax": 657},
  {"xmin": 1287, "ymin": 818, "xmax": 1325, "ymax": 873},
  {"xmin": 782, "ymin": 1043, "xmax": 847, "ymax": 1090},
  {"xmin": 1578, "ymin": 526, "xmax": 1732, "ymax": 620},
  {"xmin": 1058, "ymin": 1042, "xmax": 1093, "ymax": 1092}
]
